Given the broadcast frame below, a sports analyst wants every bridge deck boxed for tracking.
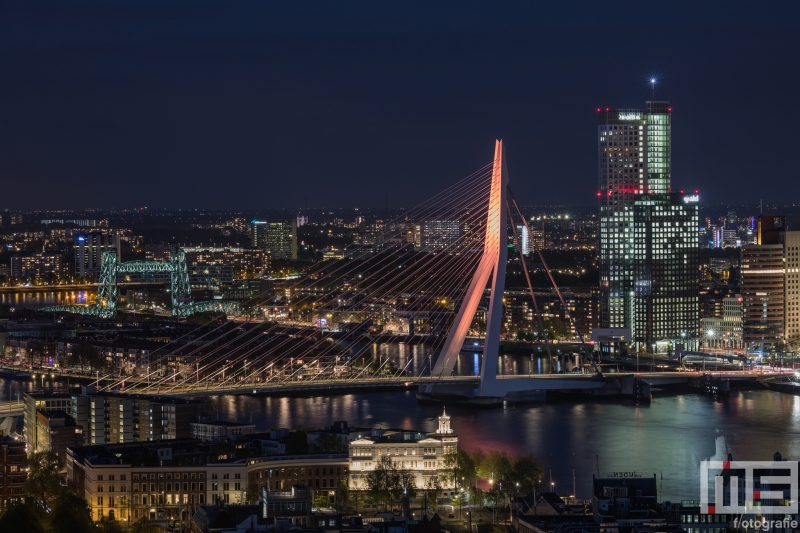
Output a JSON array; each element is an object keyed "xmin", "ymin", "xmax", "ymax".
[
  {"xmin": 0, "ymin": 401, "xmax": 24, "ymax": 416},
  {"xmin": 110, "ymin": 370, "xmax": 776, "ymax": 397}
]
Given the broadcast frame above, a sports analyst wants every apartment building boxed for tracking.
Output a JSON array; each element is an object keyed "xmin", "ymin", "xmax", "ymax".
[
  {"xmin": 25, "ymin": 391, "xmax": 211, "ymax": 450},
  {"xmin": 35, "ymin": 410, "xmax": 83, "ymax": 463},
  {"xmin": 0, "ymin": 436, "xmax": 27, "ymax": 512},
  {"xmin": 67, "ymin": 441, "xmax": 213, "ymax": 522},
  {"xmin": 66, "ymin": 440, "xmax": 346, "ymax": 522}
]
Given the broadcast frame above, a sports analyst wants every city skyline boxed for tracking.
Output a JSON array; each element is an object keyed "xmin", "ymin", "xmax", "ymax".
[
  {"xmin": 2, "ymin": 2, "xmax": 800, "ymax": 210},
  {"xmin": 4, "ymin": 4, "xmax": 800, "ymax": 533}
]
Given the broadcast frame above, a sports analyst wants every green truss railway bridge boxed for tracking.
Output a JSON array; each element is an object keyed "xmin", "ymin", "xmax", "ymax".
[{"xmin": 43, "ymin": 248, "xmax": 241, "ymax": 318}]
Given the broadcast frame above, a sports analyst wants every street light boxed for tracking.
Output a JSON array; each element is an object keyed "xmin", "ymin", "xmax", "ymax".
[
  {"xmin": 705, "ymin": 330, "xmax": 716, "ymax": 370},
  {"xmin": 489, "ymin": 476, "xmax": 494, "ymax": 524}
]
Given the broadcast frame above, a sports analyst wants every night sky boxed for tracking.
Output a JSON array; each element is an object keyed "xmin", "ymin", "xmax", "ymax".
[{"xmin": 2, "ymin": 1, "xmax": 798, "ymax": 210}]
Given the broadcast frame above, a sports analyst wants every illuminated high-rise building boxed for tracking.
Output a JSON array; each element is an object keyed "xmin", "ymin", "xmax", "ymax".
[
  {"xmin": 784, "ymin": 230, "xmax": 800, "ymax": 343},
  {"xmin": 741, "ymin": 216, "xmax": 788, "ymax": 351},
  {"xmin": 251, "ymin": 220, "xmax": 268, "ymax": 249},
  {"xmin": 252, "ymin": 220, "xmax": 297, "ymax": 260},
  {"xmin": 514, "ymin": 224, "xmax": 531, "ymax": 255},
  {"xmin": 74, "ymin": 233, "xmax": 120, "ymax": 279},
  {"xmin": 598, "ymin": 101, "xmax": 699, "ymax": 351},
  {"xmin": 419, "ymin": 220, "xmax": 461, "ymax": 253}
]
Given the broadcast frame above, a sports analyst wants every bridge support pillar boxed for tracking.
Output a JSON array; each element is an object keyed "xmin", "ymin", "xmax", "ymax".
[{"xmin": 420, "ymin": 140, "xmax": 508, "ymax": 401}]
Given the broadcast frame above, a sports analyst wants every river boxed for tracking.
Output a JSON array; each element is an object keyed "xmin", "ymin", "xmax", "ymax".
[
  {"xmin": 1, "ymin": 346, "xmax": 796, "ymax": 502},
  {"xmin": 204, "ymin": 388, "xmax": 800, "ymax": 503},
  {"xmin": 0, "ymin": 289, "xmax": 94, "ymax": 309}
]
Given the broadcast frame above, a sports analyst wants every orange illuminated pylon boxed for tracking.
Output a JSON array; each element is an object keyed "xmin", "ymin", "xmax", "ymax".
[{"xmin": 423, "ymin": 140, "xmax": 508, "ymax": 396}]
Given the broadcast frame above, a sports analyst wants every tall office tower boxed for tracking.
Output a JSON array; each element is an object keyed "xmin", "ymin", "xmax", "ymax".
[
  {"xmin": 527, "ymin": 219, "xmax": 546, "ymax": 251},
  {"xmin": 741, "ymin": 215, "xmax": 786, "ymax": 351},
  {"xmin": 632, "ymin": 193, "xmax": 699, "ymax": 349},
  {"xmin": 514, "ymin": 224, "xmax": 531, "ymax": 255},
  {"xmin": 251, "ymin": 220, "xmax": 268, "ymax": 249},
  {"xmin": 265, "ymin": 220, "xmax": 298, "ymax": 260},
  {"xmin": 785, "ymin": 230, "xmax": 800, "ymax": 343},
  {"xmin": 74, "ymin": 233, "xmax": 120, "ymax": 279},
  {"xmin": 598, "ymin": 101, "xmax": 699, "ymax": 352}
]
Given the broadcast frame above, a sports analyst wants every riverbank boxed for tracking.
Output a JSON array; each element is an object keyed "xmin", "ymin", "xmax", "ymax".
[{"xmin": 0, "ymin": 284, "xmax": 97, "ymax": 291}]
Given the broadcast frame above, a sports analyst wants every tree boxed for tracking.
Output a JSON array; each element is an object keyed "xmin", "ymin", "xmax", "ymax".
[
  {"xmin": 246, "ymin": 482, "xmax": 261, "ymax": 504},
  {"xmin": 441, "ymin": 448, "xmax": 477, "ymax": 490},
  {"xmin": 0, "ymin": 500, "xmax": 47, "ymax": 533},
  {"xmin": 477, "ymin": 450, "xmax": 512, "ymax": 482},
  {"xmin": 285, "ymin": 430, "xmax": 309, "ymax": 455},
  {"xmin": 394, "ymin": 467, "xmax": 417, "ymax": 516},
  {"xmin": 509, "ymin": 454, "xmax": 543, "ymax": 495},
  {"xmin": 313, "ymin": 493, "xmax": 330, "ymax": 508},
  {"xmin": 312, "ymin": 433, "xmax": 343, "ymax": 453},
  {"xmin": 69, "ymin": 341, "xmax": 105, "ymax": 373},
  {"xmin": 130, "ymin": 518, "xmax": 163, "ymax": 533},
  {"xmin": 365, "ymin": 455, "xmax": 399, "ymax": 511},
  {"xmin": 468, "ymin": 485, "xmax": 485, "ymax": 508},
  {"xmin": 24, "ymin": 451, "xmax": 64, "ymax": 507},
  {"xmin": 543, "ymin": 317, "xmax": 569, "ymax": 340},
  {"xmin": 337, "ymin": 478, "xmax": 350, "ymax": 511},
  {"xmin": 50, "ymin": 492, "xmax": 95, "ymax": 533},
  {"xmin": 97, "ymin": 515, "xmax": 125, "ymax": 533},
  {"xmin": 27, "ymin": 340, "xmax": 48, "ymax": 370},
  {"xmin": 420, "ymin": 476, "xmax": 442, "ymax": 516}
]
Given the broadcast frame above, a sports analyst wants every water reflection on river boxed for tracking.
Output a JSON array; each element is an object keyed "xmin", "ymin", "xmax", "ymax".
[
  {"xmin": 2, "ymin": 343, "xmax": 796, "ymax": 502},
  {"xmin": 208, "ymin": 389, "xmax": 800, "ymax": 502},
  {"xmin": 0, "ymin": 289, "xmax": 94, "ymax": 309},
  {"xmin": 368, "ymin": 343, "xmax": 578, "ymax": 376}
]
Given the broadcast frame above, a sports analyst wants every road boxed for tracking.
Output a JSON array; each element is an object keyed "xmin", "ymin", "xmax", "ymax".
[{"xmin": 0, "ymin": 401, "xmax": 24, "ymax": 416}]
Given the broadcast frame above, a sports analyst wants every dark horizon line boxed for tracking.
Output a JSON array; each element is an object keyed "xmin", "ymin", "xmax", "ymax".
[{"xmin": 9, "ymin": 201, "xmax": 791, "ymax": 213}]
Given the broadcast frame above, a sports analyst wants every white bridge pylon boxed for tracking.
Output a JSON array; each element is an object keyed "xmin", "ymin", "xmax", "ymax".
[{"xmin": 423, "ymin": 139, "xmax": 508, "ymax": 397}]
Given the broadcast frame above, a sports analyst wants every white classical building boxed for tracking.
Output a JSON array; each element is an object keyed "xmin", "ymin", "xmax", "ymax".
[{"xmin": 348, "ymin": 408, "xmax": 458, "ymax": 491}]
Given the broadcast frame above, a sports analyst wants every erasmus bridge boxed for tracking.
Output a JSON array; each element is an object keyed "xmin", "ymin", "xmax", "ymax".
[{"xmin": 40, "ymin": 141, "xmax": 773, "ymax": 406}]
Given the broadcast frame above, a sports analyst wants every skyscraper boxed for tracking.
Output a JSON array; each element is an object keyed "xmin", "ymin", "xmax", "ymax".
[
  {"xmin": 741, "ymin": 241, "xmax": 784, "ymax": 348},
  {"xmin": 74, "ymin": 233, "xmax": 121, "ymax": 279},
  {"xmin": 514, "ymin": 224, "xmax": 531, "ymax": 255},
  {"xmin": 784, "ymin": 230, "xmax": 800, "ymax": 343},
  {"xmin": 250, "ymin": 220, "xmax": 268, "ymax": 249},
  {"xmin": 598, "ymin": 101, "xmax": 699, "ymax": 352},
  {"xmin": 252, "ymin": 220, "xmax": 297, "ymax": 260},
  {"xmin": 741, "ymin": 216, "xmax": 788, "ymax": 352}
]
